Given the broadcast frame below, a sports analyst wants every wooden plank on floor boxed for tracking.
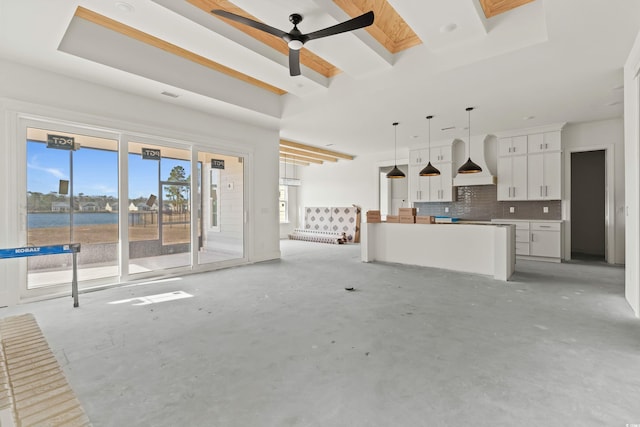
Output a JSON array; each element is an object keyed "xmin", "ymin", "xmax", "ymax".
[{"xmin": 0, "ymin": 313, "xmax": 92, "ymax": 426}]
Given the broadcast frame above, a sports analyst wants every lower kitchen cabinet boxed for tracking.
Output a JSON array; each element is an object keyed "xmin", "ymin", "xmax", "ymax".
[
  {"xmin": 491, "ymin": 219, "xmax": 562, "ymax": 262},
  {"xmin": 530, "ymin": 222, "xmax": 562, "ymax": 258}
]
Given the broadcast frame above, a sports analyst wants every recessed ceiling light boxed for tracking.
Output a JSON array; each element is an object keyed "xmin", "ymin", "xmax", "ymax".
[
  {"xmin": 115, "ymin": 2, "xmax": 134, "ymax": 13},
  {"xmin": 440, "ymin": 23, "xmax": 457, "ymax": 33},
  {"xmin": 523, "ymin": 116, "xmax": 535, "ymax": 120}
]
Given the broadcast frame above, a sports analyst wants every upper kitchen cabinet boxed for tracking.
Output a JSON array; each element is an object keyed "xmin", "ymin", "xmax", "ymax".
[
  {"xmin": 528, "ymin": 149, "xmax": 562, "ymax": 200},
  {"xmin": 497, "ymin": 135, "xmax": 528, "ymax": 157},
  {"xmin": 428, "ymin": 146, "xmax": 452, "ymax": 163},
  {"xmin": 527, "ymin": 131, "xmax": 561, "ymax": 153},
  {"xmin": 497, "ymin": 153, "xmax": 528, "ymax": 200},
  {"xmin": 408, "ymin": 144, "xmax": 455, "ymax": 203},
  {"xmin": 495, "ymin": 125, "xmax": 565, "ymax": 202}
]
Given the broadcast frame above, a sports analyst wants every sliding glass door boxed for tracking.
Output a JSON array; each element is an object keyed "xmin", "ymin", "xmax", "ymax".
[
  {"xmin": 127, "ymin": 142, "xmax": 191, "ymax": 275},
  {"xmin": 25, "ymin": 126, "xmax": 119, "ymax": 289},
  {"xmin": 195, "ymin": 150, "xmax": 245, "ymax": 265}
]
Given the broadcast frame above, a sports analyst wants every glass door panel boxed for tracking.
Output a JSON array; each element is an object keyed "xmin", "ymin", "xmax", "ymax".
[
  {"xmin": 196, "ymin": 151, "xmax": 244, "ymax": 265},
  {"xmin": 128, "ymin": 142, "xmax": 191, "ymax": 274},
  {"xmin": 26, "ymin": 127, "xmax": 119, "ymax": 289}
]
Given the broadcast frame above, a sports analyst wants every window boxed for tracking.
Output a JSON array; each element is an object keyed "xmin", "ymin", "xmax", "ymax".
[{"xmin": 279, "ymin": 185, "xmax": 288, "ymax": 223}]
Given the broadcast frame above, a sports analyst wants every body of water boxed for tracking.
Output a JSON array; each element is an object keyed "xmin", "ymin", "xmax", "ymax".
[{"xmin": 28, "ymin": 212, "xmax": 119, "ymax": 228}]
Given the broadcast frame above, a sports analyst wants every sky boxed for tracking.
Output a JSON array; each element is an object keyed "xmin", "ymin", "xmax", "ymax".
[{"xmin": 27, "ymin": 141, "xmax": 192, "ymax": 200}]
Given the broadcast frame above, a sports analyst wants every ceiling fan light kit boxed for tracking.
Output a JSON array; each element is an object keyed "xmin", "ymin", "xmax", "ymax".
[{"xmin": 211, "ymin": 9, "xmax": 374, "ymax": 76}]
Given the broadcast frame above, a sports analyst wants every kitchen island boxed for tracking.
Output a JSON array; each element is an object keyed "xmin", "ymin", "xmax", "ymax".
[{"xmin": 361, "ymin": 222, "xmax": 515, "ymax": 280}]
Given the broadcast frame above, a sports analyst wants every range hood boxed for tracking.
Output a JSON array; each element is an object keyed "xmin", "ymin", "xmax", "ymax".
[{"xmin": 453, "ymin": 134, "xmax": 497, "ymax": 186}]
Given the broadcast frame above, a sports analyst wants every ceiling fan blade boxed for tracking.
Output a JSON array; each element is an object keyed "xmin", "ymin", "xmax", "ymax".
[
  {"xmin": 289, "ymin": 48, "xmax": 301, "ymax": 76},
  {"xmin": 211, "ymin": 9, "xmax": 288, "ymax": 39},
  {"xmin": 305, "ymin": 11, "xmax": 374, "ymax": 41}
]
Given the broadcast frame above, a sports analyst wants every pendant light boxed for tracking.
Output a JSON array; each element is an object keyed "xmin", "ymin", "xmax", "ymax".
[
  {"xmin": 419, "ymin": 115, "xmax": 440, "ymax": 176},
  {"xmin": 387, "ymin": 122, "xmax": 406, "ymax": 179},
  {"xmin": 457, "ymin": 107, "xmax": 482, "ymax": 174}
]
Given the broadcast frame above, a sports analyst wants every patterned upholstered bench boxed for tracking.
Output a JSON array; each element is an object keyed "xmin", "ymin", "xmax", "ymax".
[{"xmin": 288, "ymin": 229, "xmax": 345, "ymax": 244}]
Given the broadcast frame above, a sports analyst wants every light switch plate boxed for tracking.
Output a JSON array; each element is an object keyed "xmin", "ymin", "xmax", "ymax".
[
  {"xmin": 444, "ymin": 207, "xmax": 449, "ymax": 213},
  {"xmin": 543, "ymin": 206, "xmax": 549, "ymax": 213},
  {"xmin": 509, "ymin": 207, "xmax": 515, "ymax": 213}
]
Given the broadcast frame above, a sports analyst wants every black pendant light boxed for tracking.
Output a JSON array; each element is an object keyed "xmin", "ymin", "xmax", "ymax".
[
  {"xmin": 387, "ymin": 122, "xmax": 406, "ymax": 179},
  {"xmin": 457, "ymin": 107, "xmax": 482, "ymax": 174},
  {"xmin": 419, "ymin": 115, "xmax": 440, "ymax": 177}
]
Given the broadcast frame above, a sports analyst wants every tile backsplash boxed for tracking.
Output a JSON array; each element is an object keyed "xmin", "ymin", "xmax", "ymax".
[{"xmin": 413, "ymin": 185, "xmax": 561, "ymax": 220}]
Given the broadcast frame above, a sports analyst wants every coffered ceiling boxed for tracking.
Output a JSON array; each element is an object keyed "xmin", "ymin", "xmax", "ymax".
[{"xmin": 0, "ymin": 0, "xmax": 638, "ymax": 159}]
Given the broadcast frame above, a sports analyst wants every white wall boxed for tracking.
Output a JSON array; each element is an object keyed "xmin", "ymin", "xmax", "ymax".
[
  {"xmin": 0, "ymin": 59, "xmax": 280, "ymax": 306},
  {"xmin": 562, "ymin": 118, "xmax": 625, "ymax": 264},
  {"xmin": 624, "ymin": 31, "xmax": 640, "ymax": 317},
  {"xmin": 298, "ymin": 150, "xmax": 407, "ymax": 222}
]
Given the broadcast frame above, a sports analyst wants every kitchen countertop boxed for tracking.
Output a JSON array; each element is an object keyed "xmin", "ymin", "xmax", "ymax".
[{"xmin": 492, "ymin": 218, "xmax": 563, "ymax": 223}]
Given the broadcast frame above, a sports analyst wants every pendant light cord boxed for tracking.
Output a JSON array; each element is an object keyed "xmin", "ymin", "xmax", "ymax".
[{"xmin": 393, "ymin": 122, "xmax": 399, "ymax": 165}]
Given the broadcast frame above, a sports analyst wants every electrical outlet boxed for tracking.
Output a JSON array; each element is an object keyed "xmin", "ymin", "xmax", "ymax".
[
  {"xmin": 444, "ymin": 207, "xmax": 449, "ymax": 213},
  {"xmin": 543, "ymin": 206, "xmax": 549, "ymax": 213},
  {"xmin": 509, "ymin": 207, "xmax": 515, "ymax": 213}
]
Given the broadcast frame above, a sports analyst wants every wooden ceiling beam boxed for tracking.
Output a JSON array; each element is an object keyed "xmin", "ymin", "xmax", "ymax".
[
  {"xmin": 280, "ymin": 153, "xmax": 323, "ymax": 164},
  {"xmin": 280, "ymin": 157, "xmax": 310, "ymax": 166},
  {"xmin": 479, "ymin": 0, "xmax": 536, "ymax": 18},
  {"xmin": 280, "ymin": 139, "xmax": 354, "ymax": 160},
  {"xmin": 74, "ymin": 6, "xmax": 286, "ymax": 95},
  {"xmin": 280, "ymin": 147, "xmax": 338, "ymax": 162}
]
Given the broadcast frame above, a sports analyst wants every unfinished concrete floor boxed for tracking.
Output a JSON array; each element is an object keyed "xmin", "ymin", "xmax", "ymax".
[{"xmin": 1, "ymin": 240, "xmax": 639, "ymax": 427}]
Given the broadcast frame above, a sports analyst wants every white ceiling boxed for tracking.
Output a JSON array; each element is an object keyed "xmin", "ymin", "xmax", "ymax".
[{"xmin": 0, "ymin": 0, "xmax": 638, "ymax": 157}]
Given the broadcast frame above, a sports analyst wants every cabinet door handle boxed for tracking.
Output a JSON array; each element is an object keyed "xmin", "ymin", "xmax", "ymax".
[
  {"xmin": 545, "ymin": 185, "xmax": 548, "ymax": 197},
  {"xmin": 540, "ymin": 143, "xmax": 543, "ymax": 150},
  {"xmin": 513, "ymin": 187, "xmax": 516, "ymax": 198},
  {"xmin": 539, "ymin": 225, "xmax": 551, "ymax": 228},
  {"xmin": 540, "ymin": 186, "xmax": 543, "ymax": 197},
  {"xmin": 531, "ymin": 233, "xmax": 534, "ymax": 242}
]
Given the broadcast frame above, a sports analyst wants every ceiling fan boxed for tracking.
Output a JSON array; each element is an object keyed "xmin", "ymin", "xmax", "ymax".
[{"xmin": 211, "ymin": 9, "xmax": 374, "ymax": 76}]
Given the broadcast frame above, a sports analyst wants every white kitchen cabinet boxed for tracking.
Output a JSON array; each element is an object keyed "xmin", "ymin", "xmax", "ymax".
[
  {"xmin": 498, "ymin": 135, "xmax": 528, "ymax": 157},
  {"xmin": 530, "ymin": 222, "xmax": 562, "ymax": 258},
  {"xmin": 428, "ymin": 146, "xmax": 451, "ymax": 163},
  {"xmin": 428, "ymin": 162, "xmax": 454, "ymax": 201},
  {"xmin": 409, "ymin": 146, "xmax": 454, "ymax": 203},
  {"xmin": 528, "ymin": 151, "xmax": 561, "ymax": 200},
  {"xmin": 408, "ymin": 164, "xmax": 430, "ymax": 203},
  {"xmin": 491, "ymin": 220, "xmax": 562, "ymax": 261},
  {"xmin": 527, "ymin": 131, "xmax": 561, "ymax": 154},
  {"xmin": 409, "ymin": 149, "xmax": 426, "ymax": 166},
  {"xmin": 497, "ymin": 154, "xmax": 528, "ymax": 200}
]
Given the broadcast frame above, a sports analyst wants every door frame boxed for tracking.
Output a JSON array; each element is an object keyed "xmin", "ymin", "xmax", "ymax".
[{"xmin": 564, "ymin": 144, "xmax": 615, "ymax": 263}]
